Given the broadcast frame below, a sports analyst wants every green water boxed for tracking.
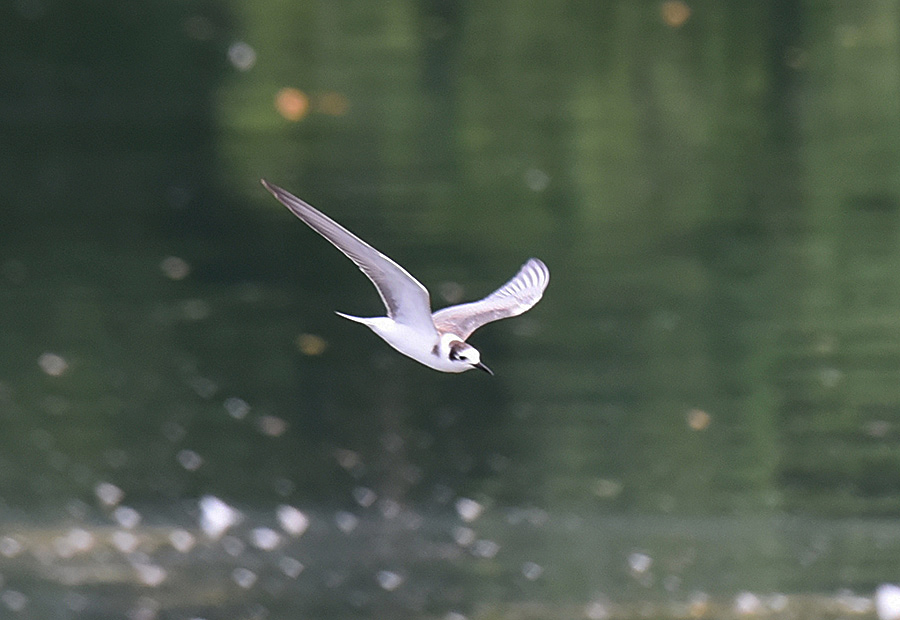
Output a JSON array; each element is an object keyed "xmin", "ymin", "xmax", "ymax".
[{"xmin": 2, "ymin": 1, "xmax": 900, "ymax": 619}]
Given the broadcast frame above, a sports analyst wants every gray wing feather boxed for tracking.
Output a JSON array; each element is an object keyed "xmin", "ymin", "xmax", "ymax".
[
  {"xmin": 262, "ymin": 180, "xmax": 437, "ymax": 335},
  {"xmin": 432, "ymin": 258, "xmax": 549, "ymax": 340}
]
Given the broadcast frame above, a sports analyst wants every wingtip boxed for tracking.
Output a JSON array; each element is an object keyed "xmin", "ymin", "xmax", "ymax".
[{"xmin": 524, "ymin": 257, "xmax": 550, "ymax": 286}]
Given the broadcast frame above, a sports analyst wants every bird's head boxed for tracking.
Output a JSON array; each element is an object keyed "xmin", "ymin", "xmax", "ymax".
[{"xmin": 448, "ymin": 340, "xmax": 493, "ymax": 375}]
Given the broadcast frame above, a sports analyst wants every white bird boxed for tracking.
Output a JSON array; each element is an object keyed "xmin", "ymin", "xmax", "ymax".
[{"xmin": 261, "ymin": 180, "xmax": 550, "ymax": 375}]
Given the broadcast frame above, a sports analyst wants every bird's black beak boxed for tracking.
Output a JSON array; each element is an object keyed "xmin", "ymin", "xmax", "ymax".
[{"xmin": 474, "ymin": 361, "xmax": 494, "ymax": 376}]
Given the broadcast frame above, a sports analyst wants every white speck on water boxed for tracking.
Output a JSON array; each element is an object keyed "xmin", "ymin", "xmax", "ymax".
[
  {"xmin": 227, "ymin": 41, "xmax": 257, "ymax": 71},
  {"xmin": 199, "ymin": 495, "xmax": 242, "ymax": 539},
  {"xmin": 160, "ymin": 256, "xmax": 190, "ymax": 280},
  {"xmin": 222, "ymin": 536, "xmax": 245, "ymax": 557},
  {"xmin": 127, "ymin": 596, "xmax": 159, "ymax": 620},
  {"xmin": 335, "ymin": 449, "xmax": 362, "ymax": 471},
  {"xmin": 114, "ymin": 506, "xmax": 141, "ymax": 529},
  {"xmin": 444, "ymin": 613, "xmax": 467, "ymax": 620},
  {"xmin": 133, "ymin": 563, "xmax": 167, "ymax": 587},
  {"xmin": 0, "ymin": 536, "xmax": 23, "ymax": 558},
  {"xmin": 59, "ymin": 528, "xmax": 94, "ymax": 556},
  {"xmin": 110, "ymin": 530, "xmax": 139, "ymax": 554},
  {"xmin": 38, "ymin": 352, "xmax": 68, "ymax": 376},
  {"xmin": 627, "ymin": 552, "xmax": 652, "ymax": 574},
  {"xmin": 455, "ymin": 497, "xmax": 483, "ymax": 523},
  {"xmin": 524, "ymin": 167, "xmax": 550, "ymax": 192},
  {"xmin": 168, "ymin": 529, "xmax": 195, "ymax": 553},
  {"xmin": 471, "ymin": 539, "xmax": 500, "ymax": 559},
  {"xmin": 95, "ymin": 482, "xmax": 125, "ymax": 507},
  {"xmin": 352, "ymin": 486, "xmax": 377, "ymax": 507},
  {"xmin": 766, "ymin": 593, "xmax": 789, "ymax": 612},
  {"xmin": 379, "ymin": 498, "xmax": 400, "ymax": 519},
  {"xmin": 335, "ymin": 511, "xmax": 359, "ymax": 534},
  {"xmin": 257, "ymin": 415, "xmax": 288, "ymax": 437},
  {"xmin": 877, "ymin": 584, "xmax": 900, "ymax": 620},
  {"xmin": 189, "ymin": 376, "xmax": 219, "ymax": 399},
  {"xmin": 453, "ymin": 527, "xmax": 475, "ymax": 547},
  {"xmin": 688, "ymin": 591, "xmax": 710, "ymax": 615},
  {"xmin": 176, "ymin": 449, "xmax": 203, "ymax": 471},
  {"xmin": 734, "ymin": 591, "xmax": 763, "ymax": 615},
  {"xmin": 250, "ymin": 527, "xmax": 281, "ymax": 551},
  {"xmin": 522, "ymin": 561, "xmax": 543, "ymax": 580},
  {"xmin": 232, "ymin": 567, "xmax": 257, "ymax": 589},
  {"xmin": 820, "ymin": 366, "xmax": 843, "ymax": 388},
  {"xmin": 279, "ymin": 556, "xmax": 304, "ymax": 578},
  {"xmin": 1, "ymin": 590, "xmax": 27, "ymax": 612},
  {"xmin": 585, "ymin": 600, "xmax": 610, "ymax": 620},
  {"xmin": 54, "ymin": 535, "xmax": 77, "ymax": 559},
  {"xmin": 376, "ymin": 570, "xmax": 403, "ymax": 591},
  {"xmin": 224, "ymin": 397, "xmax": 250, "ymax": 420},
  {"xmin": 276, "ymin": 505, "xmax": 309, "ymax": 537}
]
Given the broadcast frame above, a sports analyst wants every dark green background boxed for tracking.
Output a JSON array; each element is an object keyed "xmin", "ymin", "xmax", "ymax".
[{"xmin": 2, "ymin": 1, "xmax": 899, "ymax": 619}]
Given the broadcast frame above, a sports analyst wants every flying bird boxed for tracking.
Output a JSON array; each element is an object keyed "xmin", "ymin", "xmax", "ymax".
[{"xmin": 262, "ymin": 180, "xmax": 549, "ymax": 374}]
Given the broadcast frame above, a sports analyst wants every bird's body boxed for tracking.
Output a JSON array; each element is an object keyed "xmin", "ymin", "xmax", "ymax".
[{"xmin": 261, "ymin": 180, "xmax": 549, "ymax": 374}]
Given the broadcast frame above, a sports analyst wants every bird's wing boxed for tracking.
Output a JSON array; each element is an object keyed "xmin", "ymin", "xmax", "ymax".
[
  {"xmin": 262, "ymin": 180, "xmax": 438, "ymax": 336},
  {"xmin": 431, "ymin": 258, "xmax": 549, "ymax": 340}
]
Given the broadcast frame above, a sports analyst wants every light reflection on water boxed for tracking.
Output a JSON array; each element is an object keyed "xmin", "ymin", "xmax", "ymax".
[{"xmin": 3, "ymin": 500, "xmax": 900, "ymax": 618}]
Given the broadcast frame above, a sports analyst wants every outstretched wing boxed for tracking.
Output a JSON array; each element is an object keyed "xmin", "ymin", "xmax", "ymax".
[
  {"xmin": 262, "ymin": 180, "xmax": 438, "ymax": 336},
  {"xmin": 432, "ymin": 258, "xmax": 549, "ymax": 340}
]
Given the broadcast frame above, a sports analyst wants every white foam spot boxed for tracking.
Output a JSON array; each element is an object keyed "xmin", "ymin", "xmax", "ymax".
[
  {"xmin": 95, "ymin": 482, "xmax": 124, "ymax": 507},
  {"xmin": 352, "ymin": 487, "xmax": 377, "ymax": 507},
  {"xmin": 176, "ymin": 449, "xmax": 203, "ymax": 471},
  {"xmin": 113, "ymin": 506, "xmax": 141, "ymax": 529},
  {"xmin": 877, "ymin": 584, "xmax": 900, "ymax": 620},
  {"xmin": 199, "ymin": 495, "xmax": 242, "ymax": 539},
  {"xmin": 232, "ymin": 567, "xmax": 257, "ymax": 589},
  {"xmin": 627, "ymin": 552, "xmax": 652, "ymax": 574},
  {"xmin": 0, "ymin": 537, "xmax": 23, "ymax": 558},
  {"xmin": 276, "ymin": 505, "xmax": 309, "ymax": 537},
  {"xmin": 335, "ymin": 511, "xmax": 358, "ymax": 534},
  {"xmin": 160, "ymin": 256, "xmax": 190, "ymax": 280},
  {"xmin": 224, "ymin": 397, "xmax": 250, "ymax": 420},
  {"xmin": 1, "ymin": 590, "xmax": 27, "ymax": 612},
  {"xmin": 168, "ymin": 529, "xmax": 196, "ymax": 553},
  {"xmin": 453, "ymin": 527, "xmax": 475, "ymax": 547},
  {"xmin": 585, "ymin": 601, "xmax": 610, "ymax": 620},
  {"xmin": 376, "ymin": 570, "xmax": 403, "ymax": 591},
  {"xmin": 275, "ymin": 504, "xmax": 309, "ymax": 536},
  {"xmin": 227, "ymin": 41, "xmax": 257, "ymax": 71},
  {"xmin": 250, "ymin": 527, "xmax": 281, "ymax": 551},
  {"xmin": 472, "ymin": 539, "xmax": 499, "ymax": 558},
  {"xmin": 222, "ymin": 536, "xmax": 245, "ymax": 557},
  {"xmin": 734, "ymin": 592, "xmax": 763, "ymax": 615},
  {"xmin": 38, "ymin": 352, "xmax": 68, "ymax": 376},
  {"xmin": 454, "ymin": 498, "xmax": 483, "ymax": 523},
  {"xmin": 110, "ymin": 531, "xmax": 139, "ymax": 553},
  {"xmin": 279, "ymin": 556, "xmax": 304, "ymax": 578},
  {"xmin": 521, "ymin": 561, "xmax": 543, "ymax": 580},
  {"xmin": 524, "ymin": 168, "xmax": 550, "ymax": 192},
  {"xmin": 134, "ymin": 563, "xmax": 167, "ymax": 587}
]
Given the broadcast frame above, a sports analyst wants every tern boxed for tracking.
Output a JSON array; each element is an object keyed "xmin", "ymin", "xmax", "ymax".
[{"xmin": 261, "ymin": 180, "xmax": 549, "ymax": 374}]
